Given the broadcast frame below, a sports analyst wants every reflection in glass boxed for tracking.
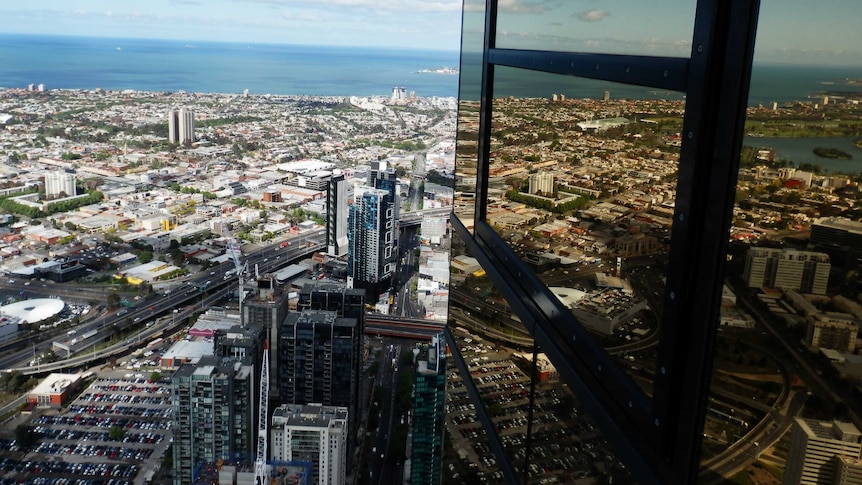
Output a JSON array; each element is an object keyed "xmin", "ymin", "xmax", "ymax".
[
  {"xmin": 700, "ymin": 45, "xmax": 862, "ymax": 479},
  {"xmin": 481, "ymin": 66, "xmax": 686, "ymax": 394},
  {"xmin": 448, "ymin": 231, "xmax": 634, "ymax": 484},
  {"xmin": 453, "ymin": 0, "xmax": 486, "ymax": 230},
  {"xmin": 493, "ymin": 0, "xmax": 694, "ymax": 57}
]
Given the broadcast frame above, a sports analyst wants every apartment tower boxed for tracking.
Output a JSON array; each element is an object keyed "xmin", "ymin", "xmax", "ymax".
[{"xmin": 410, "ymin": 333, "xmax": 447, "ymax": 485}]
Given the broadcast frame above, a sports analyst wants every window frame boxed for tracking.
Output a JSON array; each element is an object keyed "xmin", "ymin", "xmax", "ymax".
[{"xmin": 449, "ymin": 0, "xmax": 762, "ymax": 483}]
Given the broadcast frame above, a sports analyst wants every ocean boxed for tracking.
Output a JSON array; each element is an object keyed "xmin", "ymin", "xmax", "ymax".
[
  {"xmin": 0, "ymin": 33, "xmax": 461, "ymax": 98},
  {"xmin": 3, "ymin": 33, "xmax": 862, "ymax": 105}
]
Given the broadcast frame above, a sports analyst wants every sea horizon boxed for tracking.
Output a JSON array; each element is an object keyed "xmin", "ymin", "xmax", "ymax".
[{"xmin": 3, "ymin": 32, "xmax": 862, "ymax": 105}]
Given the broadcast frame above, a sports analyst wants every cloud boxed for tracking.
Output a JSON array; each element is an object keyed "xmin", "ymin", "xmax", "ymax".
[
  {"xmin": 229, "ymin": 0, "xmax": 460, "ymax": 13},
  {"xmin": 576, "ymin": 9, "xmax": 609, "ymax": 22},
  {"xmin": 170, "ymin": 0, "xmax": 202, "ymax": 5}
]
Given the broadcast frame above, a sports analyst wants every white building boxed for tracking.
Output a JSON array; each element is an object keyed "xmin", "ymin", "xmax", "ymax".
[
  {"xmin": 784, "ymin": 418, "xmax": 862, "ymax": 485},
  {"xmin": 529, "ymin": 172, "xmax": 554, "ymax": 195},
  {"xmin": 44, "ymin": 171, "xmax": 76, "ymax": 199},
  {"xmin": 744, "ymin": 247, "xmax": 831, "ymax": 295},
  {"xmin": 168, "ymin": 108, "xmax": 195, "ymax": 144},
  {"xmin": 271, "ymin": 403, "xmax": 348, "ymax": 485}
]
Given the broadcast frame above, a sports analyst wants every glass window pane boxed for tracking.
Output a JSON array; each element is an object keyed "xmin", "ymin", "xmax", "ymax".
[
  {"xmin": 494, "ymin": 0, "xmax": 695, "ymax": 57},
  {"xmin": 701, "ymin": 14, "xmax": 862, "ymax": 480},
  {"xmin": 454, "ymin": 0, "xmax": 487, "ymax": 230},
  {"xmin": 449, "ymin": 231, "xmax": 634, "ymax": 483},
  {"xmin": 482, "ymin": 66, "xmax": 686, "ymax": 391}
]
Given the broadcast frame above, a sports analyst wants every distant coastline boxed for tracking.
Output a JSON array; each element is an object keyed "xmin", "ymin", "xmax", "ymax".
[{"xmin": 0, "ymin": 33, "xmax": 460, "ymax": 98}]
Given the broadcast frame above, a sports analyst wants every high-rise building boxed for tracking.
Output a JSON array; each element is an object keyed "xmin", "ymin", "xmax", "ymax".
[
  {"xmin": 214, "ymin": 324, "xmax": 264, "ymax": 365},
  {"xmin": 167, "ymin": 107, "xmax": 195, "ymax": 144},
  {"xmin": 347, "ymin": 186, "xmax": 396, "ymax": 299},
  {"xmin": 171, "ymin": 355, "xmax": 256, "ymax": 485},
  {"xmin": 743, "ymin": 247, "xmax": 831, "ymax": 294},
  {"xmin": 44, "ymin": 171, "xmax": 76, "ymax": 199},
  {"xmin": 410, "ymin": 334, "xmax": 447, "ymax": 485},
  {"xmin": 369, "ymin": 160, "xmax": 400, "ymax": 221},
  {"xmin": 270, "ymin": 403, "xmax": 349, "ymax": 485},
  {"xmin": 296, "ymin": 281, "xmax": 365, "ymax": 452},
  {"xmin": 278, "ymin": 310, "xmax": 359, "ymax": 411},
  {"xmin": 279, "ymin": 301, "xmax": 361, "ymax": 468},
  {"xmin": 528, "ymin": 172, "xmax": 554, "ymax": 195},
  {"xmin": 326, "ymin": 171, "xmax": 349, "ymax": 257},
  {"xmin": 784, "ymin": 418, "xmax": 862, "ymax": 485},
  {"xmin": 243, "ymin": 273, "xmax": 290, "ymax": 399}
]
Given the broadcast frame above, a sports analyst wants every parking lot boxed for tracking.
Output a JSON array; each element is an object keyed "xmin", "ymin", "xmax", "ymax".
[
  {"xmin": 444, "ymin": 333, "xmax": 631, "ymax": 484},
  {"xmin": 0, "ymin": 370, "xmax": 173, "ymax": 485}
]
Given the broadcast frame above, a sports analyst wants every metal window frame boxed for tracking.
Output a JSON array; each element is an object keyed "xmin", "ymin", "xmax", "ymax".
[{"xmin": 449, "ymin": 0, "xmax": 761, "ymax": 483}]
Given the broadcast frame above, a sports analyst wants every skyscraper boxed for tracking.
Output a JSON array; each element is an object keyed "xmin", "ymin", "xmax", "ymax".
[
  {"xmin": 171, "ymin": 355, "xmax": 256, "ymax": 485},
  {"xmin": 410, "ymin": 334, "xmax": 447, "ymax": 485},
  {"xmin": 44, "ymin": 170, "xmax": 76, "ymax": 199},
  {"xmin": 167, "ymin": 107, "xmax": 195, "ymax": 144},
  {"xmin": 243, "ymin": 273, "xmax": 291, "ymax": 399},
  {"xmin": 347, "ymin": 186, "xmax": 396, "ymax": 299},
  {"xmin": 278, "ymin": 310, "xmax": 359, "ymax": 411},
  {"xmin": 784, "ymin": 418, "xmax": 862, "ymax": 485},
  {"xmin": 270, "ymin": 403, "xmax": 349, "ymax": 485},
  {"xmin": 326, "ymin": 170, "xmax": 349, "ymax": 257}
]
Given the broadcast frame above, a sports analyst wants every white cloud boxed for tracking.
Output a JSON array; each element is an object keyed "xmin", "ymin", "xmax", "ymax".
[
  {"xmin": 230, "ymin": 0, "xmax": 460, "ymax": 13},
  {"xmin": 576, "ymin": 9, "xmax": 609, "ymax": 22}
]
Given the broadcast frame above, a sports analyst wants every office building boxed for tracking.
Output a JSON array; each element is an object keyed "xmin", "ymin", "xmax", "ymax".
[
  {"xmin": 168, "ymin": 107, "xmax": 195, "ymax": 144},
  {"xmin": 44, "ymin": 170, "xmax": 76, "ymax": 199},
  {"xmin": 410, "ymin": 334, "xmax": 447, "ymax": 485},
  {"xmin": 744, "ymin": 247, "xmax": 831, "ymax": 295},
  {"xmin": 271, "ymin": 403, "xmax": 348, "ymax": 485},
  {"xmin": 171, "ymin": 356, "xmax": 256, "ymax": 485},
  {"xmin": 784, "ymin": 418, "xmax": 862, "ymax": 485},
  {"xmin": 347, "ymin": 186, "xmax": 396, "ymax": 299},
  {"xmin": 279, "ymin": 305, "xmax": 361, "ymax": 469},
  {"xmin": 326, "ymin": 171, "xmax": 349, "ymax": 257}
]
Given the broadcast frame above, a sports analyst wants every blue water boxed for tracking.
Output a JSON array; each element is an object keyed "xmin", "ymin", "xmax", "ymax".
[
  {"xmin": 0, "ymin": 33, "xmax": 460, "ymax": 98},
  {"xmin": 2, "ymin": 33, "xmax": 862, "ymax": 106}
]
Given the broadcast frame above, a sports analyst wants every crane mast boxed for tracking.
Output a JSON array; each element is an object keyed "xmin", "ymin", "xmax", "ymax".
[{"xmin": 255, "ymin": 340, "xmax": 270, "ymax": 484}]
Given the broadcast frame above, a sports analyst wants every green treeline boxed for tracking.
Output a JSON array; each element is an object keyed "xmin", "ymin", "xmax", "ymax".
[
  {"xmin": 505, "ymin": 189, "xmax": 590, "ymax": 213},
  {"xmin": 0, "ymin": 190, "xmax": 104, "ymax": 219}
]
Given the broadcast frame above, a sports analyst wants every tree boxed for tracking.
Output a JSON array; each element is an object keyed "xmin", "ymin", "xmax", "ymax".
[
  {"xmin": 108, "ymin": 425, "xmax": 125, "ymax": 441},
  {"xmin": 15, "ymin": 425, "xmax": 39, "ymax": 451},
  {"xmin": 106, "ymin": 292, "xmax": 121, "ymax": 310}
]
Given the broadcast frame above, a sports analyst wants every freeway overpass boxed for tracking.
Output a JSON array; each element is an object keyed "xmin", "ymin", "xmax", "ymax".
[
  {"xmin": 5, "ymin": 230, "xmax": 325, "ymax": 374},
  {"xmin": 398, "ymin": 207, "xmax": 452, "ymax": 227}
]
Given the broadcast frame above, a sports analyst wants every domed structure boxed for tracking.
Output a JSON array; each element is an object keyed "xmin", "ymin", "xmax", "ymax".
[{"xmin": 0, "ymin": 298, "xmax": 65, "ymax": 324}]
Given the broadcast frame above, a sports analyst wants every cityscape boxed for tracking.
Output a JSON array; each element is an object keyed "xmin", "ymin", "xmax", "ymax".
[{"xmin": 0, "ymin": 3, "xmax": 861, "ymax": 485}]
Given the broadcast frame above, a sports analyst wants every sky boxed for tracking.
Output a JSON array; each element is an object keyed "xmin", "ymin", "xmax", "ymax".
[
  {"xmin": 0, "ymin": 0, "xmax": 465, "ymax": 51},
  {"xmin": 0, "ymin": 0, "xmax": 861, "ymax": 65}
]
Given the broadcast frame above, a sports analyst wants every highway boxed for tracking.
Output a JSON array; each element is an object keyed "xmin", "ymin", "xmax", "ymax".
[{"xmin": 2, "ymin": 229, "xmax": 325, "ymax": 374}]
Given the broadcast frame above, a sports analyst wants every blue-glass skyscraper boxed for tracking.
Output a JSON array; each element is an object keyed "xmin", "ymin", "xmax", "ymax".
[
  {"xmin": 410, "ymin": 333, "xmax": 447, "ymax": 485},
  {"xmin": 347, "ymin": 185, "xmax": 396, "ymax": 299}
]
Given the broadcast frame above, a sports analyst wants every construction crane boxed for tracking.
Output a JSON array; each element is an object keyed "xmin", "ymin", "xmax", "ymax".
[{"xmin": 255, "ymin": 340, "xmax": 270, "ymax": 484}]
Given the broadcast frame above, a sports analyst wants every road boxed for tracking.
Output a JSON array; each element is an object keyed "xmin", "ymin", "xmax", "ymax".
[{"xmin": 1, "ymin": 229, "xmax": 325, "ymax": 373}]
